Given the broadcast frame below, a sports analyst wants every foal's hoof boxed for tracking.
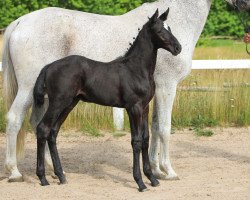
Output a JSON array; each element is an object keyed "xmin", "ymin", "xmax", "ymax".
[
  {"xmin": 40, "ymin": 178, "xmax": 50, "ymax": 186},
  {"xmin": 51, "ymin": 171, "xmax": 66, "ymax": 179},
  {"xmin": 138, "ymin": 184, "xmax": 148, "ymax": 192},
  {"xmin": 139, "ymin": 187, "xmax": 149, "ymax": 192},
  {"xmin": 59, "ymin": 178, "xmax": 68, "ymax": 185},
  {"xmin": 40, "ymin": 181, "xmax": 50, "ymax": 186},
  {"xmin": 151, "ymin": 179, "xmax": 160, "ymax": 187},
  {"xmin": 59, "ymin": 181, "xmax": 68, "ymax": 185}
]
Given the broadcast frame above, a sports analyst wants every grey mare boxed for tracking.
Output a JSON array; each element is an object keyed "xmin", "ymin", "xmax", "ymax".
[{"xmin": 2, "ymin": 0, "xmax": 248, "ymax": 182}]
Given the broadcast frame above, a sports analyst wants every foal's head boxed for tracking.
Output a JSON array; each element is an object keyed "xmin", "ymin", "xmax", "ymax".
[{"xmin": 148, "ymin": 8, "xmax": 182, "ymax": 56}]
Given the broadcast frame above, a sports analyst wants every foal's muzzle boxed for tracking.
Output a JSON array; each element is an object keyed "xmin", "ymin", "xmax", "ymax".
[
  {"xmin": 172, "ymin": 44, "xmax": 182, "ymax": 56},
  {"xmin": 175, "ymin": 45, "xmax": 182, "ymax": 55}
]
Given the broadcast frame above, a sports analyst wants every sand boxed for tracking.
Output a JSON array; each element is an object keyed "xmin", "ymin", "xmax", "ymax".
[{"xmin": 0, "ymin": 127, "xmax": 249, "ymax": 200}]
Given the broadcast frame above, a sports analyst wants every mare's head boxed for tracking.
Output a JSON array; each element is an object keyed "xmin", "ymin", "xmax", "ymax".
[
  {"xmin": 226, "ymin": 0, "xmax": 250, "ymax": 11},
  {"xmin": 148, "ymin": 8, "xmax": 182, "ymax": 56}
]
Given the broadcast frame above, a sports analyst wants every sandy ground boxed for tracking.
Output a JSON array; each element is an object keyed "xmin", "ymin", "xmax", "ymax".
[{"xmin": 0, "ymin": 128, "xmax": 249, "ymax": 200}]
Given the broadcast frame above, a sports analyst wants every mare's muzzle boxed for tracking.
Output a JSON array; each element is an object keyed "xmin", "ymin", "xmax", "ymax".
[{"xmin": 234, "ymin": 0, "xmax": 250, "ymax": 11}]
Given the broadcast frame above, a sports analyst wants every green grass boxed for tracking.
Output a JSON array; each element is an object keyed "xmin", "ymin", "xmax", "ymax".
[
  {"xmin": 80, "ymin": 120, "xmax": 102, "ymax": 137},
  {"xmin": 197, "ymin": 38, "xmax": 239, "ymax": 47},
  {"xmin": 0, "ymin": 36, "xmax": 250, "ymax": 136},
  {"xmin": 194, "ymin": 128, "xmax": 214, "ymax": 137},
  {"xmin": 173, "ymin": 69, "xmax": 250, "ymax": 128},
  {"xmin": 194, "ymin": 38, "xmax": 249, "ymax": 59}
]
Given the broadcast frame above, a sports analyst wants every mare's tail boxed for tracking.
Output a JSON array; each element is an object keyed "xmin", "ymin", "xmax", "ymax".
[
  {"xmin": 2, "ymin": 20, "xmax": 20, "ymax": 110},
  {"xmin": 2, "ymin": 19, "xmax": 28, "ymax": 159}
]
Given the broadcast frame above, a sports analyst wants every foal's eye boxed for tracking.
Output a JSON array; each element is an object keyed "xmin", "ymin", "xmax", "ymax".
[{"xmin": 157, "ymin": 28, "xmax": 163, "ymax": 33}]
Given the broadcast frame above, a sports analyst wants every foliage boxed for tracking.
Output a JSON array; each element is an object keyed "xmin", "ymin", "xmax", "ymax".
[
  {"xmin": 0, "ymin": 0, "xmax": 154, "ymax": 28},
  {"xmin": 0, "ymin": 0, "xmax": 248, "ymax": 37},
  {"xmin": 201, "ymin": 1, "xmax": 249, "ymax": 38}
]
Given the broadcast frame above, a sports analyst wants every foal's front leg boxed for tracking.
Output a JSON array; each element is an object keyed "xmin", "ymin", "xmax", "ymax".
[
  {"xmin": 127, "ymin": 105, "xmax": 147, "ymax": 192},
  {"xmin": 141, "ymin": 106, "xmax": 160, "ymax": 187}
]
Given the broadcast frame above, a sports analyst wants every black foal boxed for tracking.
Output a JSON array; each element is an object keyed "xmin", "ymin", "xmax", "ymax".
[{"xmin": 33, "ymin": 8, "xmax": 181, "ymax": 191}]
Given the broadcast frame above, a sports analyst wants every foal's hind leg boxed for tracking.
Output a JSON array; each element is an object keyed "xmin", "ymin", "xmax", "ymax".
[
  {"xmin": 5, "ymin": 90, "xmax": 32, "ymax": 182},
  {"xmin": 36, "ymin": 102, "xmax": 67, "ymax": 186},
  {"xmin": 47, "ymin": 99, "xmax": 79, "ymax": 184},
  {"xmin": 30, "ymin": 101, "xmax": 55, "ymax": 174},
  {"xmin": 141, "ymin": 106, "xmax": 159, "ymax": 187}
]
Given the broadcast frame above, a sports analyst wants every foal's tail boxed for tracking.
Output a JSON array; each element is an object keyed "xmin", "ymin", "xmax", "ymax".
[{"xmin": 33, "ymin": 66, "xmax": 49, "ymax": 107}]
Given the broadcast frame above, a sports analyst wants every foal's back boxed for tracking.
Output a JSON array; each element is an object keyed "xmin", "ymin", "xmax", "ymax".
[{"xmin": 44, "ymin": 55, "xmax": 143, "ymax": 108}]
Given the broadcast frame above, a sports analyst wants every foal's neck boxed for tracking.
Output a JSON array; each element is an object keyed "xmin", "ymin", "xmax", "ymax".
[{"xmin": 125, "ymin": 26, "xmax": 158, "ymax": 73}]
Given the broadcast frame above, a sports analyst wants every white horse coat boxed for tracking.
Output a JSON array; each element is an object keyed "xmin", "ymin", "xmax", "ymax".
[{"xmin": 2, "ymin": 0, "xmax": 237, "ymax": 181}]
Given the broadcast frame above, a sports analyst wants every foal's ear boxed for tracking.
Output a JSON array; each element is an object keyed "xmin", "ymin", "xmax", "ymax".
[
  {"xmin": 150, "ymin": 9, "xmax": 159, "ymax": 23},
  {"xmin": 168, "ymin": 26, "xmax": 172, "ymax": 33},
  {"xmin": 159, "ymin": 8, "xmax": 170, "ymax": 21}
]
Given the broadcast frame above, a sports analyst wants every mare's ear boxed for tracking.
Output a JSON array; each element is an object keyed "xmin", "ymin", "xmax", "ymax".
[
  {"xmin": 150, "ymin": 9, "xmax": 159, "ymax": 23},
  {"xmin": 159, "ymin": 8, "xmax": 170, "ymax": 21}
]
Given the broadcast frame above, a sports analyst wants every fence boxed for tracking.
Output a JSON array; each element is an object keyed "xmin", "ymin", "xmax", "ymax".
[
  {"xmin": 1, "ymin": 60, "xmax": 250, "ymax": 71},
  {"xmin": 0, "ymin": 59, "xmax": 250, "ymax": 130}
]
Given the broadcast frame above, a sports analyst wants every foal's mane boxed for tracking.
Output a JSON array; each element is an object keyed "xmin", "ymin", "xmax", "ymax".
[
  {"xmin": 124, "ymin": 21, "xmax": 151, "ymax": 57},
  {"xmin": 113, "ymin": 19, "xmax": 152, "ymax": 63}
]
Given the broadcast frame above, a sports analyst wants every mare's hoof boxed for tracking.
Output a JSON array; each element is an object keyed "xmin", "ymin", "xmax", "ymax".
[
  {"xmin": 152, "ymin": 170, "xmax": 167, "ymax": 180},
  {"xmin": 151, "ymin": 179, "xmax": 160, "ymax": 187},
  {"xmin": 139, "ymin": 187, "xmax": 149, "ymax": 192},
  {"xmin": 8, "ymin": 174, "xmax": 24, "ymax": 183},
  {"xmin": 162, "ymin": 175, "xmax": 180, "ymax": 181},
  {"xmin": 8, "ymin": 175, "xmax": 24, "ymax": 183},
  {"xmin": 7, "ymin": 170, "xmax": 23, "ymax": 182}
]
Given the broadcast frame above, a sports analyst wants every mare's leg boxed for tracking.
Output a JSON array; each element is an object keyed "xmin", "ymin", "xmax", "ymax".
[
  {"xmin": 113, "ymin": 107, "xmax": 124, "ymax": 130},
  {"xmin": 5, "ymin": 89, "xmax": 33, "ymax": 182},
  {"xmin": 47, "ymin": 99, "xmax": 79, "ymax": 184},
  {"xmin": 149, "ymin": 84, "xmax": 179, "ymax": 180},
  {"xmin": 141, "ymin": 106, "xmax": 159, "ymax": 187},
  {"xmin": 127, "ymin": 105, "xmax": 147, "ymax": 192}
]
